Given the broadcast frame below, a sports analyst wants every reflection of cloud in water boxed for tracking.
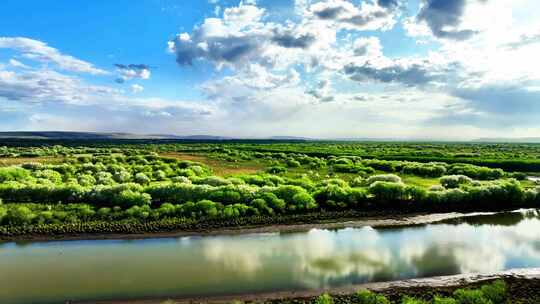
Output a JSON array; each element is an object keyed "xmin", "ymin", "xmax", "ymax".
[
  {"xmin": 200, "ymin": 227, "xmax": 392, "ymax": 285},
  {"xmin": 199, "ymin": 213, "xmax": 540, "ymax": 288}
]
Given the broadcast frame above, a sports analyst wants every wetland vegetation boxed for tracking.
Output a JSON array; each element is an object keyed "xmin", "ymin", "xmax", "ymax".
[{"xmin": 1, "ymin": 140, "xmax": 540, "ymax": 239}]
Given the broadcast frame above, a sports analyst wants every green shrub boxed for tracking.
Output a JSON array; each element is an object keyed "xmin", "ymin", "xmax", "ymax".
[
  {"xmin": 266, "ymin": 166, "xmax": 287, "ymax": 174},
  {"xmin": 116, "ymin": 190, "xmax": 152, "ymax": 207},
  {"xmin": 315, "ymin": 293, "xmax": 333, "ymax": 304},
  {"xmin": 480, "ymin": 280, "xmax": 506, "ymax": 303},
  {"xmin": 2, "ymin": 206, "xmax": 35, "ymax": 225},
  {"xmin": 113, "ymin": 170, "xmax": 132, "ymax": 183},
  {"xmin": 0, "ymin": 167, "xmax": 31, "ymax": 183},
  {"xmin": 440, "ymin": 175, "xmax": 473, "ymax": 189},
  {"xmin": 356, "ymin": 289, "xmax": 390, "ymax": 304},
  {"xmin": 433, "ymin": 296, "xmax": 457, "ymax": 304},
  {"xmin": 134, "ymin": 172, "xmax": 151, "ymax": 185},
  {"xmin": 291, "ymin": 192, "xmax": 317, "ymax": 210},
  {"xmin": 401, "ymin": 296, "xmax": 429, "ymax": 304},
  {"xmin": 453, "ymin": 288, "xmax": 491, "ymax": 304},
  {"xmin": 402, "ymin": 162, "xmax": 447, "ymax": 177},
  {"xmin": 350, "ymin": 176, "xmax": 366, "ymax": 187},
  {"xmin": 366, "ymin": 174, "xmax": 402, "ymax": 185},
  {"xmin": 369, "ymin": 181, "xmax": 406, "ymax": 202}
]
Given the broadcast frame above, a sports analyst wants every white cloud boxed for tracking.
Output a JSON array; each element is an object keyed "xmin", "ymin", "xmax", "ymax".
[
  {"xmin": 0, "ymin": 66, "xmax": 117, "ymax": 105},
  {"xmin": 0, "ymin": 37, "xmax": 108, "ymax": 75},
  {"xmin": 130, "ymin": 84, "xmax": 144, "ymax": 94},
  {"xmin": 8, "ymin": 59, "xmax": 30, "ymax": 69},
  {"xmin": 114, "ymin": 64, "xmax": 151, "ymax": 83},
  {"xmin": 305, "ymin": 0, "xmax": 399, "ymax": 31}
]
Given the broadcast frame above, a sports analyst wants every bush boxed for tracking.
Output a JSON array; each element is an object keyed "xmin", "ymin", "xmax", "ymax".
[
  {"xmin": 480, "ymin": 280, "xmax": 506, "ymax": 303},
  {"xmin": 315, "ymin": 293, "xmax": 333, "ymax": 304},
  {"xmin": 96, "ymin": 171, "xmax": 115, "ymax": 185},
  {"xmin": 291, "ymin": 192, "xmax": 317, "ymax": 210},
  {"xmin": 194, "ymin": 176, "xmax": 231, "ymax": 187},
  {"xmin": 448, "ymin": 164, "xmax": 504, "ymax": 180},
  {"xmin": 115, "ymin": 190, "xmax": 152, "ymax": 207},
  {"xmin": 440, "ymin": 175, "xmax": 473, "ymax": 189},
  {"xmin": 134, "ymin": 173, "xmax": 151, "ymax": 185},
  {"xmin": 369, "ymin": 181, "xmax": 406, "ymax": 202},
  {"xmin": 257, "ymin": 192, "xmax": 286, "ymax": 212},
  {"xmin": 452, "ymin": 288, "xmax": 491, "ymax": 304},
  {"xmin": 356, "ymin": 290, "xmax": 390, "ymax": 304},
  {"xmin": 433, "ymin": 297, "xmax": 457, "ymax": 304},
  {"xmin": 286, "ymin": 159, "xmax": 301, "ymax": 168},
  {"xmin": 366, "ymin": 174, "xmax": 402, "ymax": 185},
  {"xmin": 250, "ymin": 198, "xmax": 273, "ymax": 215},
  {"xmin": 171, "ymin": 176, "xmax": 191, "ymax": 183},
  {"xmin": 429, "ymin": 185, "xmax": 445, "ymax": 192},
  {"xmin": 113, "ymin": 170, "xmax": 131, "ymax": 183},
  {"xmin": 34, "ymin": 169, "xmax": 63, "ymax": 184},
  {"xmin": 2, "ymin": 206, "xmax": 34, "ymax": 225},
  {"xmin": 266, "ymin": 166, "xmax": 287, "ymax": 174},
  {"xmin": 402, "ymin": 162, "xmax": 447, "ymax": 177},
  {"xmin": 0, "ymin": 167, "xmax": 31, "ymax": 183},
  {"xmin": 78, "ymin": 174, "xmax": 96, "ymax": 186},
  {"xmin": 401, "ymin": 296, "xmax": 428, "ymax": 304},
  {"xmin": 193, "ymin": 200, "xmax": 219, "ymax": 217},
  {"xmin": 350, "ymin": 176, "xmax": 365, "ymax": 187}
]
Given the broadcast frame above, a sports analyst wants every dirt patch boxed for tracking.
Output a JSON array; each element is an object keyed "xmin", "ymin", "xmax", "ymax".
[
  {"xmin": 161, "ymin": 152, "xmax": 264, "ymax": 176},
  {"xmin": 0, "ymin": 156, "xmax": 63, "ymax": 167}
]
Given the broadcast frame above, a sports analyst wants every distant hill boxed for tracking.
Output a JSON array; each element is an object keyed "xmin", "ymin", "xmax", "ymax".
[
  {"xmin": 0, "ymin": 131, "xmax": 315, "ymax": 141},
  {"xmin": 268, "ymin": 136, "xmax": 314, "ymax": 140},
  {"xmin": 474, "ymin": 137, "xmax": 540, "ymax": 143},
  {"xmin": 2, "ymin": 132, "xmax": 538, "ymax": 143},
  {"xmin": 0, "ymin": 131, "xmax": 231, "ymax": 140}
]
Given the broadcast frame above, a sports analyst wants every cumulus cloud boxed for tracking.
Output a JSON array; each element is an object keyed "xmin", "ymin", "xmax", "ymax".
[
  {"xmin": 202, "ymin": 63, "xmax": 301, "ymax": 101},
  {"xmin": 271, "ymin": 30, "xmax": 316, "ymax": 49},
  {"xmin": 168, "ymin": 1, "xmax": 354, "ymax": 70},
  {"xmin": 417, "ymin": 0, "xmax": 478, "ymax": 40},
  {"xmin": 343, "ymin": 58, "xmax": 449, "ymax": 87},
  {"xmin": 114, "ymin": 64, "xmax": 151, "ymax": 83},
  {"xmin": 404, "ymin": 0, "xmax": 491, "ymax": 41},
  {"xmin": 306, "ymin": 0, "xmax": 399, "ymax": 31},
  {"xmin": 0, "ymin": 37, "xmax": 108, "ymax": 75},
  {"xmin": 352, "ymin": 36, "xmax": 382, "ymax": 57},
  {"xmin": 168, "ymin": 2, "xmax": 269, "ymax": 68}
]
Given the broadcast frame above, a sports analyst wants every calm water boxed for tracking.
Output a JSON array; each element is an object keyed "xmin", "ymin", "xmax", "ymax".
[{"xmin": 2, "ymin": 210, "xmax": 540, "ymax": 304}]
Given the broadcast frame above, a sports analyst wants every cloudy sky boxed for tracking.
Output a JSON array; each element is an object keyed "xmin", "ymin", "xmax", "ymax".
[{"xmin": 1, "ymin": 0, "xmax": 539, "ymax": 139}]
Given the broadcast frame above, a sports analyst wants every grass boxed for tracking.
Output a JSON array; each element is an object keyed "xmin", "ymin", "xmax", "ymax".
[{"xmin": 401, "ymin": 175, "xmax": 441, "ymax": 188}]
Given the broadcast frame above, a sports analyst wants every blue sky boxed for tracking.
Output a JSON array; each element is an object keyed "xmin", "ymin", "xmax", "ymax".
[{"xmin": 1, "ymin": 0, "xmax": 539, "ymax": 139}]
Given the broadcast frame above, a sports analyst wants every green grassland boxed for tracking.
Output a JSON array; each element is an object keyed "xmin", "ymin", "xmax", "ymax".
[{"xmin": 1, "ymin": 140, "xmax": 539, "ymax": 238}]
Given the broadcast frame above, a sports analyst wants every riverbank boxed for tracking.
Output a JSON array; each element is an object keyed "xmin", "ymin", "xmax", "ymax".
[
  {"xmin": 79, "ymin": 268, "xmax": 540, "ymax": 304},
  {"xmin": 0, "ymin": 209, "xmax": 505, "ymax": 242}
]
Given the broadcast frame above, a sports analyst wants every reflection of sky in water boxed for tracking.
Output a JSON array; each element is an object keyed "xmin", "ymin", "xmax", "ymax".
[{"xmin": 1, "ymin": 210, "xmax": 540, "ymax": 304}]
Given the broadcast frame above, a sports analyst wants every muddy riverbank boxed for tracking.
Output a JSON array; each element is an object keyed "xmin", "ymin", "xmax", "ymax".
[
  {"xmin": 81, "ymin": 268, "xmax": 540, "ymax": 304},
  {"xmin": 1, "ymin": 210, "xmax": 499, "ymax": 242}
]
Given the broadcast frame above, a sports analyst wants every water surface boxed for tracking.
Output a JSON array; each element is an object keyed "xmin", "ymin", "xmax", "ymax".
[{"xmin": 2, "ymin": 209, "xmax": 540, "ymax": 303}]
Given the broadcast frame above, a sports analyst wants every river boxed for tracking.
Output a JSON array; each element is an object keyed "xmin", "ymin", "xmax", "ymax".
[{"xmin": 1, "ymin": 209, "xmax": 540, "ymax": 303}]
